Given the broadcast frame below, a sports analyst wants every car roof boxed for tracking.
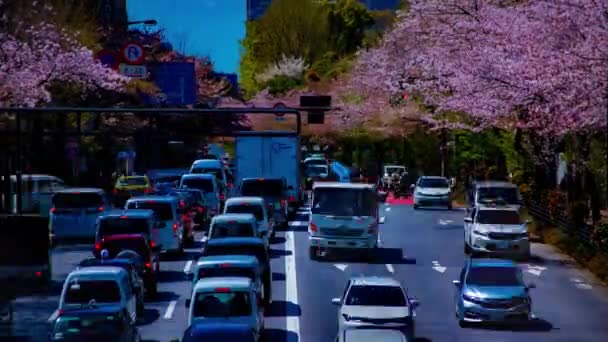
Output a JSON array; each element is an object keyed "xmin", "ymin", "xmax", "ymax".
[
  {"xmin": 474, "ymin": 181, "xmax": 518, "ymax": 188},
  {"xmin": 212, "ymin": 214, "xmax": 257, "ymax": 223},
  {"xmin": 193, "ymin": 277, "xmax": 253, "ymax": 291},
  {"xmin": 186, "ymin": 322, "xmax": 254, "ymax": 336},
  {"xmin": 349, "ymin": 276, "xmax": 402, "ymax": 287},
  {"xmin": 56, "ymin": 304, "xmax": 124, "ymax": 317},
  {"xmin": 469, "ymin": 258, "xmax": 518, "ymax": 268},
  {"xmin": 10, "ymin": 174, "xmax": 61, "ymax": 180},
  {"xmin": 242, "ymin": 177, "xmax": 284, "ymax": 182},
  {"xmin": 477, "ymin": 205, "xmax": 519, "ymax": 212},
  {"xmin": 69, "ymin": 266, "xmax": 126, "ymax": 276},
  {"xmin": 182, "ymin": 173, "xmax": 215, "ymax": 180},
  {"xmin": 119, "ymin": 175, "xmax": 148, "ymax": 179},
  {"xmin": 313, "ymin": 182, "xmax": 374, "ymax": 190},
  {"xmin": 78, "ymin": 258, "xmax": 137, "ymax": 269},
  {"xmin": 101, "ymin": 209, "xmax": 155, "ymax": 218},
  {"xmin": 196, "ymin": 255, "xmax": 259, "ymax": 267},
  {"xmin": 205, "ymin": 236, "xmax": 265, "ymax": 247},
  {"xmin": 192, "ymin": 159, "xmax": 222, "ymax": 166},
  {"xmin": 55, "ymin": 188, "xmax": 104, "ymax": 194},
  {"xmin": 127, "ymin": 196, "xmax": 178, "ymax": 203},
  {"xmin": 419, "ymin": 176, "xmax": 447, "ymax": 180},
  {"xmin": 225, "ymin": 197, "xmax": 265, "ymax": 205},
  {"xmin": 344, "ymin": 329, "xmax": 407, "ymax": 341},
  {"xmin": 384, "ymin": 165, "xmax": 405, "ymax": 168}
]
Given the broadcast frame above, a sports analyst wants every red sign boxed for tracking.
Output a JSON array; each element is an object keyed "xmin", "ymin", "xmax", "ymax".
[
  {"xmin": 120, "ymin": 42, "xmax": 146, "ymax": 65},
  {"xmin": 274, "ymin": 102, "xmax": 287, "ymax": 117}
]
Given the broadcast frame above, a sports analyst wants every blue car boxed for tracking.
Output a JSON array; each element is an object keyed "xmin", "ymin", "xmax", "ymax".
[
  {"xmin": 49, "ymin": 305, "xmax": 140, "ymax": 341},
  {"xmin": 182, "ymin": 322, "xmax": 255, "ymax": 341},
  {"xmin": 453, "ymin": 258, "xmax": 535, "ymax": 326}
]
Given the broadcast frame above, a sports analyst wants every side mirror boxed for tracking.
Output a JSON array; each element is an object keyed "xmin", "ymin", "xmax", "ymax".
[
  {"xmin": 464, "ymin": 217, "xmax": 473, "ymax": 223},
  {"xmin": 410, "ymin": 299, "xmax": 420, "ymax": 309},
  {"xmin": 331, "ymin": 298, "xmax": 341, "ymax": 305},
  {"xmin": 410, "ymin": 184, "xmax": 415, "ymax": 190},
  {"xmin": 452, "ymin": 280, "xmax": 461, "ymax": 287}
]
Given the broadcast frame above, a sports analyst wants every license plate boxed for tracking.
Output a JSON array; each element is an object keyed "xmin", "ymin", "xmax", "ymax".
[{"xmin": 497, "ymin": 241, "xmax": 510, "ymax": 249}]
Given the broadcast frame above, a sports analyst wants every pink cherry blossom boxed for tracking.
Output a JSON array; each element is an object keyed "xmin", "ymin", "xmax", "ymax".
[{"xmin": 348, "ymin": 0, "xmax": 608, "ymax": 135}]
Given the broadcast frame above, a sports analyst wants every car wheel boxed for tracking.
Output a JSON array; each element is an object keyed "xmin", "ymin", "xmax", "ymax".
[
  {"xmin": 309, "ymin": 246, "xmax": 318, "ymax": 260},
  {"xmin": 458, "ymin": 319, "xmax": 469, "ymax": 328},
  {"xmin": 464, "ymin": 241, "xmax": 471, "ymax": 255},
  {"xmin": 413, "ymin": 204, "xmax": 419, "ymax": 210},
  {"xmin": 448, "ymin": 203, "xmax": 453, "ymax": 210}
]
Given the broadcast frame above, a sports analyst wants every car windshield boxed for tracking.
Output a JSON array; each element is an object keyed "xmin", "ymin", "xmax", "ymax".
[
  {"xmin": 118, "ymin": 177, "xmax": 147, "ymax": 186},
  {"xmin": 304, "ymin": 159, "xmax": 326, "ymax": 167},
  {"xmin": 192, "ymin": 291, "xmax": 252, "ymax": 317},
  {"xmin": 211, "ymin": 222, "xmax": 255, "ymax": 238},
  {"xmin": 126, "ymin": 201, "xmax": 174, "ymax": 220},
  {"xmin": 225, "ymin": 204, "xmax": 264, "ymax": 221},
  {"xmin": 306, "ymin": 166, "xmax": 328, "ymax": 176},
  {"xmin": 345, "ymin": 285, "xmax": 406, "ymax": 307},
  {"xmin": 64, "ymin": 280, "xmax": 121, "ymax": 303},
  {"xmin": 477, "ymin": 210, "xmax": 522, "ymax": 225},
  {"xmin": 197, "ymin": 267, "xmax": 256, "ymax": 281},
  {"xmin": 53, "ymin": 193, "xmax": 104, "ymax": 209},
  {"xmin": 203, "ymin": 245, "xmax": 267, "ymax": 263},
  {"xmin": 241, "ymin": 179, "xmax": 283, "ymax": 197},
  {"xmin": 181, "ymin": 178, "xmax": 214, "ymax": 192},
  {"xmin": 192, "ymin": 168, "xmax": 222, "ymax": 180},
  {"xmin": 466, "ymin": 266, "xmax": 523, "ymax": 286},
  {"xmin": 53, "ymin": 314, "xmax": 122, "ymax": 338},
  {"xmin": 477, "ymin": 187, "xmax": 519, "ymax": 204},
  {"xmin": 101, "ymin": 238, "xmax": 149, "ymax": 258},
  {"xmin": 98, "ymin": 218, "xmax": 150, "ymax": 238},
  {"xmin": 418, "ymin": 178, "xmax": 449, "ymax": 188},
  {"xmin": 312, "ymin": 188, "xmax": 376, "ymax": 217},
  {"xmin": 177, "ymin": 190, "xmax": 203, "ymax": 203}
]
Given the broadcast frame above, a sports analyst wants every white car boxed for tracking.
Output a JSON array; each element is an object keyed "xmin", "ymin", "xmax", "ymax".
[
  {"xmin": 412, "ymin": 176, "xmax": 452, "ymax": 210},
  {"xmin": 332, "ymin": 276, "xmax": 419, "ymax": 339},
  {"xmin": 464, "ymin": 205, "xmax": 530, "ymax": 259}
]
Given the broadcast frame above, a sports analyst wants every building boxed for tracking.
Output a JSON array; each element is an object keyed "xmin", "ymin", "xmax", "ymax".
[
  {"xmin": 246, "ymin": 0, "xmax": 400, "ymax": 21},
  {"xmin": 98, "ymin": 0, "xmax": 128, "ymax": 27}
]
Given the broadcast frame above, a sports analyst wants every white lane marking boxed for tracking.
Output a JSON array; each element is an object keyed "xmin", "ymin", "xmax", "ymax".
[
  {"xmin": 334, "ymin": 264, "xmax": 348, "ymax": 271},
  {"xmin": 48, "ymin": 309, "xmax": 59, "ymax": 323},
  {"xmin": 438, "ymin": 219, "xmax": 453, "ymax": 225},
  {"xmin": 379, "ymin": 216, "xmax": 386, "ymax": 224},
  {"xmin": 571, "ymin": 278, "xmax": 593, "ymax": 290},
  {"xmin": 432, "ymin": 260, "xmax": 446, "ymax": 273},
  {"xmin": 183, "ymin": 260, "xmax": 193, "ymax": 273},
  {"xmin": 285, "ymin": 231, "xmax": 300, "ymax": 339},
  {"xmin": 525, "ymin": 265, "xmax": 546, "ymax": 277},
  {"xmin": 289, "ymin": 221, "xmax": 308, "ymax": 227},
  {"xmin": 386, "ymin": 264, "xmax": 394, "ymax": 273},
  {"xmin": 385, "ymin": 207, "xmax": 391, "ymax": 212},
  {"xmin": 377, "ymin": 232, "xmax": 383, "ymax": 247},
  {"xmin": 163, "ymin": 300, "xmax": 177, "ymax": 320}
]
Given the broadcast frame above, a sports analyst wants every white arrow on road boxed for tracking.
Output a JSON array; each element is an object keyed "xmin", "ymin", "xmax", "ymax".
[
  {"xmin": 385, "ymin": 207, "xmax": 391, "ymax": 212},
  {"xmin": 525, "ymin": 265, "xmax": 547, "ymax": 277},
  {"xmin": 334, "ymin": 264, "xmax": 348, "ymax": 271},
  {"xmin": 438, "ymin": 219, "xmax": 454, "ymax": 225},
  {"xmin": 432, "ymin": 260, "xmax": 446, "ymax": 273},
  {"xmin": 379, "ymin": 216, "xmax": 386, "ymax": 224}
]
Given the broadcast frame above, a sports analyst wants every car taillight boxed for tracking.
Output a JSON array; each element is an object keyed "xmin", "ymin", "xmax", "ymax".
[
  {"xmin": 310, "ymin": 223, "xmax": 318, "ymax": 232},
  {"xmin": 150, "ymin": 240, "xmax": 156, "ymax": 247},
  {"xmin": 179, "ymin": 200, "xmax": 185, "ymax": 208},
  {"xmin": 98, "ymin": 206, "xmax": 104, "ymax": 212},
  {"xmin": 173, "ymin": 223, "xmax": 178, "ymax": 231},
  {"xmin": 288, "ymin": 195, "xmax": 295, "ymax": 202},
  {"xmin": 35, "ymin": 271, "xmax": 42, "ymax": 277},
  {"xmin": 95, "ymin": 243, "xmax": 101, "ymax": 250},
  {"xmin": 145, "ymin": 262, "xmax": 151, "ymax": 269},
  {"xmin": 50, "ymin": 207, "xmax": 56, "ymax": 213},
  {"xmin": 220, "ymin": 194, "xmax": 225, "ymax": 200},
  {"xmin": 215, "ymin": 287, "xmax": 230, "ymax": 292},
  {"xmin": 144, "ymin": 188, "xmax": 150, "ymax": 194},
  {"xmin": 281, "ymin": 199, "xmax": 286, "ymax": 206},
  {"xmin": 197, "ymin": 207, "xmax": 204, "ymax": 213}
]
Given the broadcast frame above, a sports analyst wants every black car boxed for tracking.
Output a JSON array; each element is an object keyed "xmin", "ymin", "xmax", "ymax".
[
  {"xmin": 182, "ymin": 322, "xmax": 255, "ymax": 342},
  {"xmin": 170, "ymin": 188, "xmax": 209, "ymax": 227},
  {"xmin": 49, "ymin": 306, "xmax": 140, "ymax": 342}
]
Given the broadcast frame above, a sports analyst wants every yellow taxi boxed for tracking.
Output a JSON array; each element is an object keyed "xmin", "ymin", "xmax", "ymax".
[{"xmin": 113, "ymin": 175, "xmax": 152, "ymax": 206}]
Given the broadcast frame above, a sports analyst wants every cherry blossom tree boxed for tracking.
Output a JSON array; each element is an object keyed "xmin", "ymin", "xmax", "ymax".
[
  {"xmin": 350, "ymin": 0, "xmax": 608, "ymax": 135},
  {"xmin": 0, "ymin": 2, "xmax": 127, "ymax": 107}
]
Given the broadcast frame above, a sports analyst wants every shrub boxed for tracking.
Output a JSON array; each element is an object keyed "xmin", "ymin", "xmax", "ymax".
[
  {"xmin": 592, "ymin": 222, "xmax": 608, "ymax": 252},
  {"xmin": 264, "ymin": 75, "xmax": 303, "ymax": 96},
  {"xmin": 587, "ymin": 253, "xmax": 608, "ymax": 281}
]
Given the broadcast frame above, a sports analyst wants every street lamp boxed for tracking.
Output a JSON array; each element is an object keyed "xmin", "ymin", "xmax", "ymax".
[{"xmin": 127, "ymin": 19, "xmax": 157, "ymax": 26}]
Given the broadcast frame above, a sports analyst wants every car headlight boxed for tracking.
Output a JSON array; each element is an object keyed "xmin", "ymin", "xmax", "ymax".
[
  {"xmin": 473, "ymin": 230, "xmax": 488, "ymax": 236},
  {"xmin": 342, "ymin": 313, "xmax": 352, "ymax": 321},
  {"xmin": 519, "ymin": 232, "xmax": 529, "ymax": 238},
  {"xmin": 462, "ymin": 294, "xmax": 482, "ymax": 303}
]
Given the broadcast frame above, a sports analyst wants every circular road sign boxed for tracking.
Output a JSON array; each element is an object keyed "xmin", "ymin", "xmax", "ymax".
[
  {"xmin": 274, "ymin": 102, "xmax": 287, "ymax": 117},
  {"xmin": 95, "ymin": 49, "xmax": 119, "ymax": 70},
  {"xmin": 121, "ymin": 42, "xmax": 146, "ymax": 65}
]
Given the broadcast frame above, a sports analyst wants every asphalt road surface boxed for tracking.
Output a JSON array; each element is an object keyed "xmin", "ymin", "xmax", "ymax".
[{"xmin": 4, "ymin": 201, "xmax": 608, "ymax": 341}]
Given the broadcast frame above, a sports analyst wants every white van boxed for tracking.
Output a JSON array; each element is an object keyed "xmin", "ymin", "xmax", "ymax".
[
  {"xmin": 59, "ymin": 266, "xmax": 138, "ymax": 323},
  {"xmin": 308, "ymin": 182, "xmax": 382, "ymax": 260},
  {"xmin": 125, "ymin": 196, "xmax": 183, "ymax": 254},
  {"xmin": 49, "ymin": 188, "xmax": 108, "ymax": 244},
  {"xmin": 190, "ymin": 159, "xmax": 228, "ymax": 187},
  {"xmin": 180, "ymin": 174, "xmax": 221, "ymax": 217},
  {"xmin": 467, "ymin": 181, "xmax": 522, "ymax": 211},
  {"xmin": 5, "ymin": 174, "xmax": 66, "ymax": 215}
]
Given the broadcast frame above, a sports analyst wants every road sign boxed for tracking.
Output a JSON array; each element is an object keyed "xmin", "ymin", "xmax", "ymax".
[
  {"xmin": 95, "ymin": 49, "xmax": 119, "ymax": 70},
  {"xmin": 119, "ymin": 63, "xmax": 148, "ymax": 79},
  {"xmin": 274, "ymin": 102, "xmax": 287, "ymax": 121},
  {"xmin": 144, "ymin": 62, "xmax": 197, "ymax": 105},
  {"xmin": 121, "ymin": 42, "xmax": 145, "ymax": 65}
]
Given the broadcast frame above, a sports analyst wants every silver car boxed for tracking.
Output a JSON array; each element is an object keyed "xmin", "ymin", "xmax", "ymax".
[
  {"xmin": 332, "ymin": 276, "xmax": 419, "ymax": 339},
  {"xmin": 412, "ymin": 176, "xmax": 452, "ymax": 210},
  {"xmin": 336, "ymin": 328, "xmax": 410, "ymax": 342}
]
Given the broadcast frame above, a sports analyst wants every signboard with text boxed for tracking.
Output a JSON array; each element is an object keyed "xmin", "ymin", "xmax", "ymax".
[{"xmin": 119, "ymin": 64, "xmax": 147, "ymax": 79}]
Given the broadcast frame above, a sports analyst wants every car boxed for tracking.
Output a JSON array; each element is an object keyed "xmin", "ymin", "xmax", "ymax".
[
  {"xmin": 181, "ymin": 322, "xmax": 256, "ymax": 342},
  {"xmin": 76, "ymin": 258, "xmax": 145, "ymax": 320},
  {"xmin": 92, "ymin": 233, "xmax": 160, "ymax": 296},
  {"xmin": 189, "ymin": 159, "xmax": 228, "ymax": 206},
  {"xmin": 309, "ymin": 182, "xmax": 381, "ymax": 260},
  {"xmin": 467, "ymin": 181, "xmax": 522, "ymax": 212},
  {"xmin": 237, "ymin": 177, "xmax": 291, "ymax": 230},
  {"xmin": 381, "ymin": 165, "xmax": 407, "ymax": 190},
  {"xmin": 190, "ymin": 255, "xmax": 268, "ymax": 306},
  {"xmin": 125, "ymin": 196, "xmax": 185, "ymax": 254},
  {"xmin": 412, "ymin": 176, "xmax": 452, "ymax": 210},
  {"xmin": 170, "ymin": 188, "xmax": 209, "ymax": 227},
  {"xmin": 49, "ymin": 305, "xmax": 140, "ymax": 341},
  {"xmin": 464, "ymin": 205, "xmax": 530, "ymax": 259},
  {"xmin": 223, "ymin": 197, "xmax": 273, "ymax": 246},
  {"xmin": 304, "ymin": 164, "xmax": 330, "ymax": 190},
  {"xmin": 336, "ymin": 328, "xmax": 410, "ymax": 342},
  {"xmin": 95, "ymin": 209, "xmax": 159, "ymax": 251},
  {"xmin": 59, "ymin": 266, "xmax": 139, "ymax": 324},
  {"xmin": 332, "ymin": 276, "xmax": 419, "ymax": 339},
  {"xmin": 49, "ymin": 188, "xmax": 108, "ymax": 245},
  {"xmin": 180, "ymin": 173, "xmax": 222, "ymax": 217},
  {"xmin": 453, "ymin": 258, "xmax": 535, "ymax": 326},
  {"xmin": 202, "ymin": 237, "xmax": 272, "ymax": 306},
  {"xmin": 207, "ymin": 214, "xmax": 260, "ymax": 240},
  {"xmin": 187, "ymin": 277, "xmax": 264, "ymax": 340},
  {"xmin": 112, "ymin": 175, "xmax": 152, "ymax": 206}
]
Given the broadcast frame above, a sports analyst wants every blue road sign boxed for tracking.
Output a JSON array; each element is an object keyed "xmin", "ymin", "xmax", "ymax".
[{"xmin": 146, "ymin": 62, "xmax": 197, "ymax": 105}]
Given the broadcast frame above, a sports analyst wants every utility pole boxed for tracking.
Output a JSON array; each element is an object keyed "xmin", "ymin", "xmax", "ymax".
[{"xmin": 441, "ymin": 124, "xmax": 447, "ymax": 178}]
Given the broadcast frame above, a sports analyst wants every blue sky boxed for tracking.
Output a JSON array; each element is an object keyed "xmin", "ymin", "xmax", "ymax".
[{"xmin": 127, "ymin": 0, "xmax": 245, "ymax": 74}]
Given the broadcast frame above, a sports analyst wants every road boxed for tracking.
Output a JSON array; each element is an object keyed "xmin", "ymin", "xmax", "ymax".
[{"xmin": 4, "ymin": 201, "xmax": 608, "ymax": 341}]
